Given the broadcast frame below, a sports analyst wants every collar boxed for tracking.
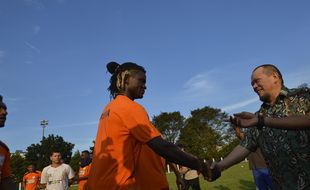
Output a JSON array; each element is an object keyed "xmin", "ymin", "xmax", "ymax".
[{"xmin": 262, "ymin": 86, "xmax": 288, "ymax": 107}]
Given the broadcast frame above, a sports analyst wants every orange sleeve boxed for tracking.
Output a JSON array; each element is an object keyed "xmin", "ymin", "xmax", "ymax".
[{"xmin": 125, "ymin": 104, "xmax": 161, "ymax": 143}]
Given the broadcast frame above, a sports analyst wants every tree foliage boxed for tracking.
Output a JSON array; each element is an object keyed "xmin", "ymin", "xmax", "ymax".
[
  {"xmin": 177, "ymin": 106, "xmax": 234, "ymax": 160},
  {"xmin": 152, "ymin": 112, "xmax": 185, "ymax": 143},
  {"xmin": 10, "ymin": 153, "xmax": 28, "ymax": 183},
  {"xmin": 25, "ymin": 134, "xmax": 74, "ymax": 170},
  {"xmin": 69, "ymin": 151, "xmax": 81, "ymax": 173}
]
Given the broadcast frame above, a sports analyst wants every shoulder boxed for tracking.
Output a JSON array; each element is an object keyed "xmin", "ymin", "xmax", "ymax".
[
  {"xmin": 42, "ymin": 165, "xmax": 51, "ymax": 172},
  {"xmin": 23, "ymin": 172, "xmax": 30, "ymax": 177},
  {"xmin": 288, "ymin": 87, "xmax": 310, "ymax": 98},
  {"xmin": 62, "ymin": 163, "xmax": 73, "ymax": 170},
  {"xmin": 113, "ymin": 96, "xmax": 147, "ymax": 114},
  {"xmin": 0, "ymin": 140, "xmax": 9, "ymax": 152}
]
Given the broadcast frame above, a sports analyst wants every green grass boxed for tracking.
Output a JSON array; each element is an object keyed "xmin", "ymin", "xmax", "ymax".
[{"xmin": 70, "ymin": 161, "xmax": 255, "ymax": 190}]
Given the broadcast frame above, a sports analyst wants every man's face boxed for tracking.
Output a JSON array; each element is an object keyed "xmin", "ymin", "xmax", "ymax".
[
  {"xmin": 50, "ymin": 152, "xmax": 62, "ymax": 164},
  {"xmin": 81, "ymin": 152, "xmax": 89, "ymax": 161},
  {"xmin": 0, "ymin": 103, "xmax": 7, "ymax": 128},
  {"xmin": 125, "ymin": 71, "xmax": 146, "ymax": 100},
  {"xmin": 27, "ymin": 165, "xmax": 35, "ymax": 172},
  {"xmin": 251, "ymin": 67, "xmax": 278, "ymax": 103}
]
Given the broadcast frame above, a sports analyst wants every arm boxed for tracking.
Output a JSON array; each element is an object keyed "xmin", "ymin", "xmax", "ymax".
[
  {"xmin": 233, "ymin": 112, "xmax": 310, "ymax": 130},
  {"xmin": 68, "ymin": 166, "xmax": 75, "ymax": 186},
  {"xmin": 215, "ymin": 145, "xmax": 250, "ymax": 171},
  {"xmin": 0, "ymin": 177, "xmax": 18, "ymax": 190},
  {"xmin": 23, "ymin": 177, "xmax": 26, "ymax": 189},
  {"xmin": 168, "ymin": 162, "xmax": 185, "ymax": 190},
  {"xmin": 78, "ymin": 176, "xmax": 88, "ymax": 181},
  {"xmin": 147, "ymin": 137, "xmax": 205, "ymax": 172},
  {"xmin": 179, "ymin": 166, "xmax": 190, "ymax": 175}
]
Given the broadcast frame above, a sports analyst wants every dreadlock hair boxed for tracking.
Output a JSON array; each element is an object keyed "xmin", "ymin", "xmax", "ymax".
[
  {"xmin": 107, "ymin": 61, "xmax": 146, "ymax": 99},
  {"xmin": 253, "ymin": 64, "xmax": 284, "ymax": 86}
]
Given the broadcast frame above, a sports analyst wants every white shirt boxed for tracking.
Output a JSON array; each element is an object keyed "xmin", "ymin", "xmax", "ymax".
[{"xmin": 41, "ymin": 164, "xmax": 75, "ymax": 190}]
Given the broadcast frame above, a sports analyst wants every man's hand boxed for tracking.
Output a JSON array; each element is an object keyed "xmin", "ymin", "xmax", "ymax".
[
  {"xmin": 229, "ymin": 112, "xmax": 258, "ymax": 128},
  {"xmin": 198, "ymin": 160, "xmax": 221, "ymax": 182}
]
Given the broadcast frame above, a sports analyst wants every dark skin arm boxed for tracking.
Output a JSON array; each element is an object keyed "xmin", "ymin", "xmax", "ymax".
[
  {"xmin": 233, "ymin": 112, "xmax": 310, "ymax": 130},
  {"xmin": 167, "ymin": 162, "xmax": 185, "ymax": 190},
  {"xmin": 147, "ymin": 136, "xmax": 220, "ymax": 181},
  {"xmin": 147, "ymin": 137, "xmax": 204, "ymax": 172}
]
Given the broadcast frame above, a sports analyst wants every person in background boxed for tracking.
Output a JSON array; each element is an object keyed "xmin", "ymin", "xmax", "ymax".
[
  {"xmin": 23, "ymin": 164, "xmax": 41, "ymax": 190},
  {"xmin": 40, "ymin": 151, "xmax": 75, "ymax": 190},
  {"xmin": 178, "ymin": 144, "xmax": 201, "ymax": 190},
  {"xmin": 234, "ymin": 127, "xmax": 274, "ymax": 190},
  {"xmin": 78, "ymin": 150, "xmax": 92, "ymax": 190}
]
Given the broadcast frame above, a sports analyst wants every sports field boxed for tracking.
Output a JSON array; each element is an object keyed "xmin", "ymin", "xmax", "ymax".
[{"xmin": 70, "ymin": 161, "xmax": 255, "ymax": 190}]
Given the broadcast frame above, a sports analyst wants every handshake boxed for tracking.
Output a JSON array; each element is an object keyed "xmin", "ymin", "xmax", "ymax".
[{"xmin": 199, "ymin": 160, "xmax": 222, "ymax": 182}]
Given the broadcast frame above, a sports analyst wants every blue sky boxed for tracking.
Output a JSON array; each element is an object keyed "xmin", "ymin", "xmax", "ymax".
[{"xmin": 1, "ymin": 0, "xmax": 310, "ymax": 153}]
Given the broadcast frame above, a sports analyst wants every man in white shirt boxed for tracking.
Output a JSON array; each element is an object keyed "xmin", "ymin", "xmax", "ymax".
[{"xmin": 40, "ymin": 151, "xmax": 75, "ymax": 190}]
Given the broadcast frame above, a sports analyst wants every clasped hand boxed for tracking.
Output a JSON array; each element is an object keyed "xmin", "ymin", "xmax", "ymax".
[{"xmin": 226, "ymin": 112, "xmax": 259, "ymax": 128}]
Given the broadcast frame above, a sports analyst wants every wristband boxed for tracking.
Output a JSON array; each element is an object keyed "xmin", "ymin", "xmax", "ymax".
[{"xmin": 257, "ymin": 114, "xmax": 265, "ymax": 129}]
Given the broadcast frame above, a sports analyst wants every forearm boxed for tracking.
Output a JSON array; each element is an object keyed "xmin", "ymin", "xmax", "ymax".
[
  {"xmin": 148, "ymin": 137, "xmax": 202, "ymax": 171},
  {"xmin": 265, "ymin": 115, "xmax": 310, "ymax": 129},
  {"xmin": 78, "ymin": 176, "xmax": 88, "ymax": 181},
  {"xmin": 168, "ymin": 162, "xmax": 182, "ymax": 178},
  {"xmin": 217, "ymin": 145, "xmax": 250, "ymax": 171}
]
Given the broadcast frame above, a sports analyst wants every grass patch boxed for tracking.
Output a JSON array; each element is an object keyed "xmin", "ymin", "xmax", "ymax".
[{"xmin": 70, "ymin": 161, "xmax": 255, "ymax": 190}]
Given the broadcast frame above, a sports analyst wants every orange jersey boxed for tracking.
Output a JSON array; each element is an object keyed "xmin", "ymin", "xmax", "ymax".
[
  {"xmin": 78, "ymin": 163, "xmax": 91, "ymax": 190},
  {"xmin": 0, "ymin": 141, "xmax": 11, "ymax": 183},
  {"xmin": 23, "ymin": 171, "xmax": 41, "ymax": 190},
  {"xmin": 86, "ymin": 95, "xmax": 168, "ymax": 190}
]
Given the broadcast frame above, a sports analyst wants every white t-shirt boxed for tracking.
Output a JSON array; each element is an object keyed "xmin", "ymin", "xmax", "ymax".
[{"xmin": 41, "ymin": 164, "xmax": 75, "ymax": 190}]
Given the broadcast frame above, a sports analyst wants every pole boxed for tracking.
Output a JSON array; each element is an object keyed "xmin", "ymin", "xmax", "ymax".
[{"xmin": 40, "ymin": 120, "xmax": 48, "ymax": 141}]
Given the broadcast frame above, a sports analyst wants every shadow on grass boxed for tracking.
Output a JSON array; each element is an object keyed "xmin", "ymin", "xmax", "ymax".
[{"xmin": 214, "ymin": 179, "xmax": 255, "ymax": 190}]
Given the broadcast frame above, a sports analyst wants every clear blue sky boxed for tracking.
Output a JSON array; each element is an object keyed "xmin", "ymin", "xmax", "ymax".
[{"xmin": 1, "ymin": 0, "xmax": 310, "ymax": 153}]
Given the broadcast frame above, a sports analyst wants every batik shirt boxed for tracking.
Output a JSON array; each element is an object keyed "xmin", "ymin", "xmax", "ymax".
[{"xmin": 240, "ymin": 87, "xmax": 310, "ymax": 190}]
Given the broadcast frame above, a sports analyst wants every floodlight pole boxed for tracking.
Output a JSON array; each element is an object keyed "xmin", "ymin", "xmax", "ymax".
[{"xmin": 40, "ymin": 120, "xmax": 48, "ymax": 141}]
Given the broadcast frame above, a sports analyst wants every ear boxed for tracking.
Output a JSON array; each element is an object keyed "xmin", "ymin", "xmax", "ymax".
[{"xmin": 271, "ymin": 71, "xmax": 279, "ymax": 80}]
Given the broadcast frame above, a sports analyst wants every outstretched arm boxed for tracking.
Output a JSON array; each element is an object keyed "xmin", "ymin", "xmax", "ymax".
[
  {"xmin": 213, "ymin": 145, "xmax": 250, "ymax": 171},
  {"xmin": 232, "ymin": 112, "xmax": 310, "ymax": 130},
  {"xmin": 148, "ymin": 137, "xmax": 204, "ymax": 172}
]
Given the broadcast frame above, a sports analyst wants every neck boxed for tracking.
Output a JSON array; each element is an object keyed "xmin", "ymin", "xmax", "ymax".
[
  {"xmin": 267, "ymin": 86, "xmax": 282, "ymax": 105},
  {"xmin": 51, "ymin": 163, "xmax": 61, "ymax": 167}
]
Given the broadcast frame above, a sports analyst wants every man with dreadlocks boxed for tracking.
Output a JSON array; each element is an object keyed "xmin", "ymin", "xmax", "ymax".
[
  {"xmin": 0, "ymin": 95, "xmax": 18, "ymax": 190},
  {"xmin": 86, "ymin": 62, "xmax": 219, "ymax": 190}
]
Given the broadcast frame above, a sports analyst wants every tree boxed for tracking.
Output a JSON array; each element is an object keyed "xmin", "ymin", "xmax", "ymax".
[
  {"xmin": 25, "ymin": 134, "xmax": 74, "ymax": 170},
  {"xmin": 298, "ymin": 83, "xmax": 308, "ymax": 88},
  {"xmin": 152, "ymin": 112, "xmax": 185, "ymax": 143},
  {"xmin": 69, "ymin": 151, "xmax": 81, "ymax": 173},
  {"xmin": 10, "ymin": 153, "xmax": 28, "ymax": 183},
  {"xmin": 177, "ymin": 106, "xmax": 233, "ymax": 160}
]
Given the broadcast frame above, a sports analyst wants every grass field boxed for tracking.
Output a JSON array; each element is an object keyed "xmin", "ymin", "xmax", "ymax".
[{"xmin": 70, "ymin": 161, "xmax": 255, "ymax": 190}]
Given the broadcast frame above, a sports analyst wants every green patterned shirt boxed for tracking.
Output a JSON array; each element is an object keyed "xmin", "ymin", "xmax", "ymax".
[{"xmin": 240, "ymin": 87, "xmax": 310, "ymax": 190}]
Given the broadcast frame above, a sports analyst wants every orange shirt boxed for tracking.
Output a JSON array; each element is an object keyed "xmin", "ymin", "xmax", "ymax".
[
  {"xmin": 23, "ymin": 171, "xmax": 41, "ymax": 190},
  {"xmin": 0, "ymin": 141, "xmax": 11, "ymax": 183},
  {"xmin": 86, "ymin": 95, "xmax": 168, "ymax": 190},
  {"xmin": 78, "ymin": 163, "xmax": 91, "ymax": 190}
]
